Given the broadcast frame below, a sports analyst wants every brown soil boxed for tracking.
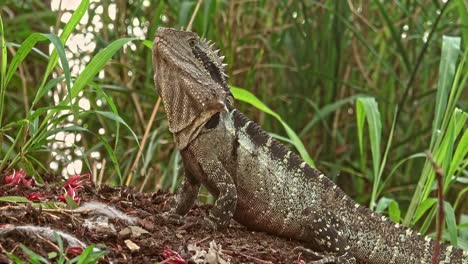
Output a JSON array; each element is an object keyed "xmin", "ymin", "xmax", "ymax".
[{"xmin": 0, "ymin": 174, "xmax": 312, "ymax": 263}]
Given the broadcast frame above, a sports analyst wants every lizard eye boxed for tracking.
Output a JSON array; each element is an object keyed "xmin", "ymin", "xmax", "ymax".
[{"xmin": 188, "ymin": 38, "xmax": 196, "ymax": 47}]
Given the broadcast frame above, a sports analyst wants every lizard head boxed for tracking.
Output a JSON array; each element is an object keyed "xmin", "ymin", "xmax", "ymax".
[{"xmin": 153, "ymin": 27, "xmax": 231, "ymax": 149}]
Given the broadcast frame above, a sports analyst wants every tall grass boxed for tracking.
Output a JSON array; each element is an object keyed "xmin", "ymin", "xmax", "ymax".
[{"xmin": 0, "ymin": 0, "xmax": 466, "ymax": 248}]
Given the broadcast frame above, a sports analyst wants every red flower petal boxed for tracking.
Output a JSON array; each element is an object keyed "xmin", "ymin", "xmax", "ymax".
[
  {"xmin": 162, "ymin": 246, "xmax": 186, "ymax": 264},
  {"xmin": 28, "ymin": 192, "xmax": 42, "ymax": 201}
]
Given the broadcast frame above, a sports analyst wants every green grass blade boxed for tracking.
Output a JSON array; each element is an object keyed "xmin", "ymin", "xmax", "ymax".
[
  {"xmin": 375, "ymin": 108, "xmax": 397, "ymax": 198},
  {"xmin": 0, "ymin": 124, "xmax": 26, "ymax": 171},
  {"xmin": 300, "ymin": 95, "xmax": 364, "ymax": 137},
  {"xmin": 89, "ymin": 81, "xmax": 122, "ymax": 148},
  {"xmin": 448, "ymin": 121, "xmax": 468, "ymax": 181},
  {"xmin": 0, "ymin": 196, "xmax": 30, "ymax": 203},
  {"xmin": 6, "ymin": 253, "xmax": 25, "ymax": 264},
  {"xmin": 4, "ymin": 34, "xmax": 45, "ymax": 87},
  {"xmin": 231, "ymin": 86, "xmax": 315, "ymax": 167},
  {"xmin": 455, "ymin": 0, "xmax": 468, "ymax": 45},
  {"xmin": 430, "ymin": 36, "xmax": 461, "ymax": 149},
  {"xmin": 41, "ymin": 33, "xmax": 71, "ymax": 99},
  {"xmin": 98, "ymin": 134, "xmax": 123, "ymax": 184},
  {"xmin": 94, "ymin": 110, "xmax": 140, "ymax": 148},
  {"xmin": 32, "ymin": 77, "xmax": 65, "ymax": 107},
  {"xmin": 404, "ymin": 36, "xmax": 462, "ymax": 225},
  {"xmin": 68, "ymin": 38, "xmax": 138, "ymax": 103},
  {"xmin": 52, "ymin": 232, "xmax": 64, "ymax": 263},
  {"xmin": 38, "ymin": 0, "xmax": 89, "ymax": 92},
  {"xmin": 75, "ymin": 246, "xmax": 93, "ymax": 264},
  {"xmin": 19, "ymin": 244, "xmax": 49, "ymax": 264},
  {"xmin": 389, "ymin": 200, "xmax": 401, "ymax": 223},
  {"xmin": 4, "ymin": 32, "xmax": 69, "ymax": 107},
  {"xmin": 444, "ymin": 201, "xmax": 458, "ymax": 246},
  {"xmin": 0, "ymin": 15, "xmax": 7, "ymax": 127},
  {"xmin": 356, "ymin": 98, "xmax": 366, "ymax": 171},
  {"xmin": 412, "ymin": 198, "xmax": 437, "ymax": 225},
  {"xmin": 356, "ymin": 97, "xmax": 382, "ymax": 209}
]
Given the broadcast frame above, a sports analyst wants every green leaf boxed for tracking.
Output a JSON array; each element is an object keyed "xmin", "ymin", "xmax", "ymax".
[
  {"xmin": 98, "ymin": 135, "xmax": 123, "ymax": 184},
  {"xmin": 447, "ymin": 110, "xmax": 468, "ymax": 180},
  {"xmin": 32, "ymin": 77, "xmax": 65, "ymax": 107},
  {"xmin": 47, "ymin": 252, "xmax": 57, "ymax": 260},
  {"xmin": 19, "ymin": 244, "xmax": 49, "ymax": 264},
  {"xmin": 141, "ymin": 40, "xmax": 153, "ymax": 49},
  {"xmin": 444, "ymin": 202, "xmax": 458, "ymax": 246},
  {"xmin": 375, "ymin": 197, "xmax": 393, "ymax": 213},
  {"xmin": 94, "ymin": 110, "xmax": 140, "ymax": 148},
  {"xmin": 7, "ymin": 252, "xmax": 25, "ymax": 264},
  {"xmin": 300, "ymin": 95, "xmax": 364, "ymax": 137},
  {"xmin": 388, "ymin": 200, "xmax": 401, "ymax": 223},
  {"xmin": 356, "ymin": 97, "xmax": 382, "ymax": 209},
  {"xmin": 404, "ymin": 36, "xmax": 462, "ymax": 225},
  {"xmin": 231, "ymin": 86, "xmax": 315, "ymax": 167},
  {"xmin": 5, "ymin": 33, "xmax": 47, "ymax": 87},
  {"xmin": 455, "ymin": 0, "xmax": 468, "ymax": 50},
  {"xmin": 39, "ymin": 0, "xmax": 89, "ymax": 90},
  {"xmin": 76, "ymin": 246, "xmax": 92, "ymax": 264},
  {"xmin": 64, "ymin": 195, "xmax": 79, "ymax": 209},
  {"xmin": 430, "ymin": 36, "xmax": 461, "ymax": 149},
  {"xmin": 68, "ymin": 38, "xmax": 138, "ymax": 103},
  {"xmin": 413, "ymin": 198, "xmax": 437, "ymax": 225},
  {"xmin": 43, "ymin": 33, "xmax": 71, "ymax": 98},
  {"xmin": 0, "ymin": 196, "xmax": 30, "ymax": 203}
]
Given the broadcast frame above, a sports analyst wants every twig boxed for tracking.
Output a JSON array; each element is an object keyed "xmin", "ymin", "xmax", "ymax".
[
  {"xmin": 0, "ymin": 205, "xmax": 91, "ymax": 215},
  {"xmin": 97, "ymin": 158, "xmax": 106, "ymax": 186},
  {"xmin": 126, "ymin": 97, "xmax": 161, "ymax": 186},
  {"xmin": 186, "ymin": 0, "xmax": 203, "ymax": 31},
  {"xmin": 346, "ymin": 0, "xmax": 378, "ymax": 32},
  {"xmin": 36, "ymin": 233, "xmax": 70, "ymax": 261},
  {"xmin": 193, "ymin": 236, "xmax": 212, "ymax": 245},
  {"xmin": 424, "ymin": 150, "xmax": 444, "ymax": 264}
]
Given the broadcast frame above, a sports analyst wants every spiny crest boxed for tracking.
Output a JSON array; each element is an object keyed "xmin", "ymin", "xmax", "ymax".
[
  {"xmin": 199, "ymin": 37, "xmax": 229, "ymax": 77},
  {"xmin": 191, "ymin": 37, "xmax": 230, "ymax": 93}
]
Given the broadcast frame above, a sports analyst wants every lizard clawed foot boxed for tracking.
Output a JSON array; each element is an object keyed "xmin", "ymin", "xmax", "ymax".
[
  {"xmin": 156, "ymin": 212, "xmax": 222, "ymax": 231},
  {"xmin": 155, "ymin": 211, "xmax": 185, "ymax": 225},
  {"xmin": 178, "ymin": 216, "xmax": 218, "ymax": 231},
  {"xmin": 293, "ymin": 247, "xmax": 356, "ymax": 264},
  {"xmin": 293, "ymin": 246, "xmax": 324, "ymax": 259}
]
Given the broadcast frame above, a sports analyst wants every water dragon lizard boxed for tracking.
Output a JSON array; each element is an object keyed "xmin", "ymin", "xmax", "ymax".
[{"xmin": 152, "ymin": 27, "xmax": 467, "ymax": 264}]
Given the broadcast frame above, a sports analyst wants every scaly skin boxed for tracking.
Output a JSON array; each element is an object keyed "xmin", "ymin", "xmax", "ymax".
[{"xmin": 152, "ymin": 27, "xmax": 468, "ymax": 264}]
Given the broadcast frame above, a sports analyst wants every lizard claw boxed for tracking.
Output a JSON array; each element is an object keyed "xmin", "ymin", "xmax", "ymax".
[
  {"xmin": 156, "ymin": 211, "xmax": 185, "ymax": 225},
  {"xmin": 178, "ymin": 216, "xmax": 218, "ymax": 231},
  {"xmin": 293, "ymin": 246, "xmax": 323, "ymax": 259},
  {"xmin": 293, "ymin": 247, "xmax": 355, "ymax": 264}
]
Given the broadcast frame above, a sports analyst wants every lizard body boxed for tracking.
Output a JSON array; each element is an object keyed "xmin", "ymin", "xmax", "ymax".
[{"xmin": 152, "ymin": 27, "xmax": 468, "ymax": 264}]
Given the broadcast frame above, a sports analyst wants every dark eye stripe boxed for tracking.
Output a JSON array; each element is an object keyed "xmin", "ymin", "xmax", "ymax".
[{"xmin": 192, "ymin": 46, "xmax": 226, "ymax": 89}]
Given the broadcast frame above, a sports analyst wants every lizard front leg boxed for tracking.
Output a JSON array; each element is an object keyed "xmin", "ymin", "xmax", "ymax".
[
  {"xmin": 172, "ymin": 169, "xmax": 201, "ymax": 216},
  {"xmin": 198, "ymin": 159, "xmax": 237, "ymax": 231},
  {"xmin": 160, "ymin": 169, "xmax": 200, "ymax": 225}
]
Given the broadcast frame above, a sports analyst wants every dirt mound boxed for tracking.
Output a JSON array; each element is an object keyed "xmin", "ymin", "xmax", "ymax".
[{"xmin": 0, "ymin": 175, "xmax": 309, "ymax": 263}]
